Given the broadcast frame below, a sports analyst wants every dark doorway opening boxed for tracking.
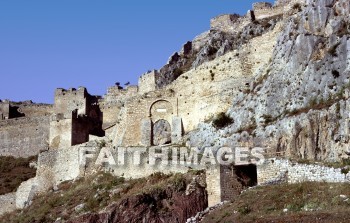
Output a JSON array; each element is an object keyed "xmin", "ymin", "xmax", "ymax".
[{"xmin": 235, "ymin": 164, "xmax": 257, "ymax": 187}]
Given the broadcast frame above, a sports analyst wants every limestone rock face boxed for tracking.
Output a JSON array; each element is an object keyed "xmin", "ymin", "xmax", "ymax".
[
  {"xmin": 155, "ymin": 14, "xmax": 281, "ymax": 89},
  {"xmin": 188, "ymin": 0, "xmax": 350, "ymax": 162},
  {"xmin": 153, "ymin": 119, "xmax": 172, "ymax": 146}
]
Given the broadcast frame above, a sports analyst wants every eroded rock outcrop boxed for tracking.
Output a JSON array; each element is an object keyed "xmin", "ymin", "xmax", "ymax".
[{"xmin": 188, "ymin": 0, "xmax": 350, "ymax": 162}]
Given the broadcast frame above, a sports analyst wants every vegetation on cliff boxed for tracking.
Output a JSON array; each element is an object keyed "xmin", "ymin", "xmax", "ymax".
[{"xmin": 0, "ymin": 171, "xmax": 207, "ymax": 223}]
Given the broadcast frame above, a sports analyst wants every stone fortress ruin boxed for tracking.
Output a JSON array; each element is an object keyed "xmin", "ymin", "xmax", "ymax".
[{"xmin": 1, "ymin": 0, "xmax": 350, "ymax": 216}]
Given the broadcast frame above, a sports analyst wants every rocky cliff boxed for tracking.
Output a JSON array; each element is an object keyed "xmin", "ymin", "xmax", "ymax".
[{"xmin": 187, "ymin": 0, "xmax": 350, "ymax": 162}]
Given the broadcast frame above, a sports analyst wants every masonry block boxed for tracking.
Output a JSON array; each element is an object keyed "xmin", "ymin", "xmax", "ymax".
[
  {"xmin": 141, "ymin": 118, "xmax": 152, "ymax": 146},
  {"xmin": 171, "ymin": 117, "xmax": 183, "ymax": 144}
]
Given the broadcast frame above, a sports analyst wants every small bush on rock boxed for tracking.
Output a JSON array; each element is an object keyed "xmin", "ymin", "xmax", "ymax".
[{"xmin": 212, "ymin": 112, "xmax": 234, "ymax": 129}]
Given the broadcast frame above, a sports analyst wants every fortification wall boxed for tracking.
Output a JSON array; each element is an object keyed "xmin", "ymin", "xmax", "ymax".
[
  {"xmin": 210, "ymin": 14, "xmax": 240, "ymax": 33},
  {"xmin": 49, "ymin": 111, "xmax": 92, "ymax": 149},
  {"xmin": 258, "ymin": 158, "xmax": 350, "ymax": 185},
  {"xmin": 253, "ymin": 3, "xmax": 284, "ymax": 20},
  {"xmin": 110, "ymin": 22, "xmax": 280, "ymax": 147},
  {"xmin": 253, "ymin": 0, "xmax": 304, "ymax": 19},
  {"xmin": 104, "ymin": 85, "xmax": 138, "ymax": 103},
  {"xmin": 49, "ymin": 114, "xmax": 73, "ymax": 149},
  {"xmin": 54, "ymin": 87, "xmax": 88, "ymax": 115},
  {"xmin": 116, "ymin": 92, "xmax": 178, "ymax": 147},
  {"xmin": 253, "ymin": 2, "xmax": 273, "ymax": 10},
  {"xmin": 0, "ymin": 101, "xmax": 10, "ymax": 120},
  {"xmin": 138, "ymin": 70, "xmax": 157, "ymax": 94},
  {"xmin": 101, "ymin": 85, "xmax": 138, "ymax": 131},
  {"xmin": 0, "ymin": 117, "xmax": 50, "ymax": 157},
  {"xmin": 206, "ymin": 166, "xmax": 221, "ymax": 206},
  {"xmin": 71, "ymin": 116, "xmax": 90, "ymax": 146},
  {"xmin": 15, "ymin": 104, "xmax": 53, "ymax": 118},
  {"xmin": 7, "ymin": 100, "xmax": 53, "ymax": 118},
  {"xmin": 101, "ymin": 104, "xmax": 122, "ymax": 133}
]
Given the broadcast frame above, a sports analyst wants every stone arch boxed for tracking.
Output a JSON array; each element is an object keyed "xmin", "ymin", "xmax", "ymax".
[
  {"xmin": 152, "ymin": 119, "xmax": 172, "ymax": 146},
  {"xmin": 149, "ymin": 99, "xmax": 174, "ymax": 124}
]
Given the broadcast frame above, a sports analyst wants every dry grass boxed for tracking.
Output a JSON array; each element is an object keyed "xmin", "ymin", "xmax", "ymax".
[
  {"xmin": 202, "ymin": 182, "xmax": 350, "ymax": 223},
  {"xmin": 0, "ymin": 171, "xmax": 201, "ymax": 223},
  {"xmin": 0, "ymin": 156, "xmax": 37, "ymax": 195}
]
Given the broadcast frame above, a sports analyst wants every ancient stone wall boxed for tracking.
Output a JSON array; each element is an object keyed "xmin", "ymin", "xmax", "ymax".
[
  {"xmin": 252, "ymin": 0, "xmax": 305, "ymax": 20},
  {"xmin": 0, "ymin": 117, "xmax": 50, "ymax": 157},
  {"xmin": 103, "ymin": 85, "xmax": 138, "ymax": 103},
  {"xmin": 111, "ymin": 26, "xmax": 279, "ymax": 146},
  {"xmin": 257, "ymin": 158, "xmax": 350, "ymax": 185},
  {"xmin": 253, "ymin": 4, "xmax": 284, "ymax": 20},
  {"xmin": 50, "ymin": 87, "xmax": 104, "ymax": 149},
  {"xmin": 49, "ymin": 110, "xmax": 94, "ymax": 149},
  {"xmin": 114, "ymin": 91, "xmax": 179, "ymax": 147},
  {"xmin": 0, "ymin": 101, "xmax": 10, "ymax": 120},
  {"xmin": 205, "ymin": 166, "xmax": 221, "ymax": 206},
  {"xmin": 253, "ymin": 2, "xmax": 273, "ymax": 10},
  {"xmin": 49, "ymin": 113, "xmax": 73, "ymax": 149},
  {"xmin": 10, "ymin": 101, "xmax": 53, "ymax": 118},
  {"xmin": 210, "ymin": 14, "xmax": 240, "ymax": 33},
  {"xmin": 219, "ymin": 165, "xmax": 237, "ymax": 201},
  {"xmin": 100, "ymin": 85, "xmax": 138, "ymax": 132},
  {"xmin": 138, "ymin": 70, "xmax": 157, "ymax": 94},
  {"xmin": 54, "ymin": 87, "xmax": 88, "ymax": 116}
]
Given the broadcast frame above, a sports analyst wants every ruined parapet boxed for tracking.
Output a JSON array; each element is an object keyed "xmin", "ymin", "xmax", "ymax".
[
  {"xmin": 251, "ymin": 1, "xmax": 284, "ymax": 20},
  {"xmin": 0, "ymin": 100, "xmax": 10, "ymax": 120},
  {"xmin": 253, "ymin": 2, "xmax": 273, "ymax": 10},
  {"xmin": 49, "ymin": 110, "xmax": 76, "ymax": 149},
  {"xmin": 54, "ymin": 87, "xmax": 88, "ymax": 116},
  {"xmin": 50, "ymin": 87, "xmax": 104, "ymax": 149},
  {"xmin": 0, "ymin": 100, "xmax": 27, "ymax": 120},
  {"xmin": 138, "ymin": 70, "xmax": 158, "ymax": 94},
  {"xmin": 210, "ymin": 14, "xmax": 240, "ymax": 33},
  {"xmin": 251, "ymin": 0, "xmax": 303, "ymax": 20},
  {"xmin": 104, "ymin": 85, "xmax": 138, "ymax": 103},
  {"xmin": 10, "ymin": 102, "xmax": 53, "ymax": 118}
]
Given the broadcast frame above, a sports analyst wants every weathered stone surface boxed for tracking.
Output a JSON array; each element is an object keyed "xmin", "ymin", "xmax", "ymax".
[
  {"xmin": 141, "ymin": 118, "xmax": 152, "ymax": 146},
  {"xmin": 16, "ymin": 178, "xmax": 37, "ymax": 209},
  {"xmin": 0, "ymin": 117, "xmax": 50, "ymax": 158},
  {"xmin": 171, "ymin": 117, "xmax": 183, "ymax": 144},
  {"xmin": 258, "ymin": 158, "xmax": 350, "ymax": 185},
  {"xmin": 0, "ymin": 193, "xmax": 16, "ymax": 216},
  {"xmin": 153, "ymin": 119, "xmax": 172, "ymax": 145},
  {"xmin": 188, "ymin": 0, "xmax": 350, "ymax": 162}
]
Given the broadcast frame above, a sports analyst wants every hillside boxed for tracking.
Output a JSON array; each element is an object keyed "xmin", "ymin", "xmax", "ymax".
[
  {"xmin": 0, "ymin": 0, "xmax": 350, "ymax": 222},
  {"xmin": 200, "ymin": 182, "xmax": 350, "ymax": 223},
  {"xmin": 0, "ymin": 171, "xmax": 207, "ymax": 223}
]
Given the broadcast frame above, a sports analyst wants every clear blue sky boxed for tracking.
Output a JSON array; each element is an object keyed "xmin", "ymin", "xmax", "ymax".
[{"xmin": 0, "ymin": 0, "xmax": 274, "ymax": 103}]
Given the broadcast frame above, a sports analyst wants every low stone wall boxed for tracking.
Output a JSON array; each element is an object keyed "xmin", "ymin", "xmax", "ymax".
[
  {"xmin": 258, "ymin": 158, "xmax": 350, "ymax": 185},
  {"xmin": 0, "ymin": 193, "xmax": 16, "ymax": 216}
]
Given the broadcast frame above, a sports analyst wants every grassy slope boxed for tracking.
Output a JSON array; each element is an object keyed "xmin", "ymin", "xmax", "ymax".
[
  {"xmin": 0, "ymin": 171, "xmax": 200, "ymax": 223},
  {"xmin": 202, "ymin": 182, "xmax": 350, "ymax": 223},
  {"xmin": 0, "ymin": 156, "xmax": 37, "ymax": 195}
]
